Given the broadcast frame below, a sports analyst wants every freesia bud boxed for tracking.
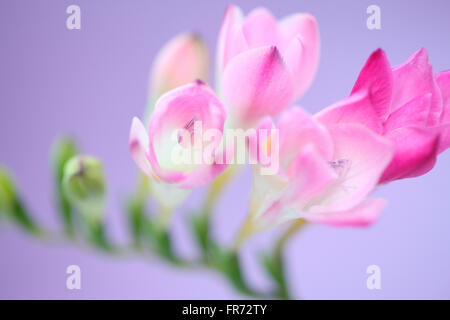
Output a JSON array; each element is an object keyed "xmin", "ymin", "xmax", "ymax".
[
  {"xmin": 63, "ymin": 155, "xmax": 105, "ymax": 225},
  {"xmin": 217, "ymin": 5, "xmax": 320, "ymax": 128},
  {"xmin": 150, "ymin": 32, "xmax": 209, "ymax": 103}
]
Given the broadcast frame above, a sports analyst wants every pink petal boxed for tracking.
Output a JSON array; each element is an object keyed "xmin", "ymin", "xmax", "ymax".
[
  {"xmin": 221, "ymin": 46, "xmax": 294, "ymax": 128},
  {"xmin": 177, "ymin": 161, "xmax": 229, "ymax": 189},
  {"xmin": 216, "ymin": 5, "xmax": 248, "ymax": 76},
  {"xmin": 255, "ymin": 145, "xmax": 338, "ymax": 228},
  {"xmin": 351, "ymin": 49, "xmax": 393, "ymax": 121},
  {"xmin": 179, "ymin": 129, "xmax": 236, "ymax": 189},
  {"xmin": 384, "ymin": 93, "xmax": 431, "ymax": 132},
  {"xmin": 279, "ymin": 13, "xmax": 320, "ymax": 99},
  {"xmin": 305, "ymin": 198, "xmax": 386, "ymax": 227},
  {"xmin": 285, "ymin": 145, "xmax": 337, "ymax": 204},
  {"xmin": 436, "ymin": 70, "xmax": 450, "ymax": 123},
  {"xmin": 278, "ymin": 107, "xmax": 333, "ymax": 171},
  {"xmin": 150, "ymin": 33, "xmax": 209, "ymax": 101},
  {"xmin": 129, "ymin": 117, "xmax": 155, "ymax": 179},
  {"xmin": 310, "ymin": 124, "xmax": 394, "ymax": 212},
  {"xmin": 391, "ymin": 48, "xmax": 442, "ymax": 126},
  {"xmin": 315, "ymin": 89, "xmax": 384, "ymax": 134},
  {"xmin": 380, "ymin": 126, "xmax": 440, "ymax": 183},
  {"xmin": 282, "ymin": 35, "xmax": 305, "ymax": 100},
  {"xmin": 242, "ymin": 7, "xmax": 280, "ymax": 49}
]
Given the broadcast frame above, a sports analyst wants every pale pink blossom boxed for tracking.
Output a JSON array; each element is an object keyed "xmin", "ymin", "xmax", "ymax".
[
  {"xmin": 130, "ymin": 81, "xmax": 228, "ymax": 189},
  {"xmin": 248, "ymin": 107, "xmax": 393, "ymax": 229},
  {"xmin": 217, "ymin": 5, "xmax": 320, "ymax": 128}
]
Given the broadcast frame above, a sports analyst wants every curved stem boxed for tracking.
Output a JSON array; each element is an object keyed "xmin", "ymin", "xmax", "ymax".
[
  {"xmin": 231, "ymin": 198, "xmax": 259, "ymax": 252},
  {"xmin": 8, "ymin": 160, "xmax": 294, "ymax": 299},
  {"xmin": 272, "ymin": 218, "xmax": 307, "ymax": 300},
  {"xmin": 275, "ymin": 219, "xmax": 307, "ymax": 254},
  {"xmin": 154, "ymin": 206, "xmax": 173, "ymax": 231},
  {"xmin": 201, "ymin": 165, "xmax": 239, "ymax": 215},
  {"xmin": 232, "ymin": 211, "xmax": 255, "ymax": 252},
  {"xmin": 136, "ymin": 173, "xmax": 150, "ymax": 202},
  {"xmin": 193, "ymin": 165, "xmax": 240, "ymax": 261}
]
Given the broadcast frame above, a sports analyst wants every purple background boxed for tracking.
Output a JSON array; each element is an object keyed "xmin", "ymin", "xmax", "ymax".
[{"xmin": 1, "ymin": 0, "xmax": 450, "ymax": 299}]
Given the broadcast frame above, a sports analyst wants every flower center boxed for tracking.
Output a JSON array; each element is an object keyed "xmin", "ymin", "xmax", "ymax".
[
  {"xmin": 328, "ymin": 159, "xmax": 351, "ymax": 178},
  {"xmin": 177, "ymin": 116, "xmax": 197, "ymax": 147}
]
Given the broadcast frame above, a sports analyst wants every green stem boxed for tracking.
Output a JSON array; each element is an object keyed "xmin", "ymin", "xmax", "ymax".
[
  {"xmin": 136, "ymin": 173, "xmax": 150, "ymax": 202},
  {"xmin": 272, "ymin": 219, "xmax": 307, "ymax": 300},
  {"xmin": 232, "ymin": 199, "xmax": 259, "ymax": 252},
  {"xmin": 7, "ymin": 160, "xmax": 301, "ymax": 299},
  {"xmin": 192, "ymin": 165, "xmax": 240, "ymax": 260},
  {"xmin": 232, "ymin": 211, "xmax": 255, "ymax": 252},
  {"xmin": 154, "ymin": 206, "xmax": 173, "ymax": 231},
  {"xmin": 211, "ymin": 247, "xmax": 264, "ymax": 298},
  {"xmin": 275, "ymin": 219, "xmax": 307, "ymax": 254},
  {"xmin": 201, "ymin": 165, "xmax": 239, "ymax": 215},
  {"xmin": 127, "ymin": 173, "xmax": 151, "ymax": 248}
]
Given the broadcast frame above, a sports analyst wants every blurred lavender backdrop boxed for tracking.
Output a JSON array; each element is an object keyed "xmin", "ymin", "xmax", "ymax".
[{"xmin": 1, "ymin": 0, "xmax": 450, "ymax": 299}]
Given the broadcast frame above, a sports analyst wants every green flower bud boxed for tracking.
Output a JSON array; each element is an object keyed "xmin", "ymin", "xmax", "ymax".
[
  {"xmin": 63, "ymin": 155, "xmax": 105, "ymax": 225},
  {"xmin": 0, "ymin": 165, "xmax": 16, "ymax": 215}
]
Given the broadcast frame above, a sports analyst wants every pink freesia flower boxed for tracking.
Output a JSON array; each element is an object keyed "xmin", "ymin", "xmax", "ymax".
[
  {"xmin": 316, "ymin": 48, "xmax": 450, "ymax": 183},
  {"xmin": 150, "ymin": 32, "xmax": 209, "ymax": 102},
  {"xmin": 217, "ymin": 5, "xmax": 320, "ymax": 128},
  {"xmin": 247, "ymin": 107, "xmax": 393, "ymax": 229},
  {"xmin": 130, "ymin": 81, "xmax": 229, "ymax": 189}
]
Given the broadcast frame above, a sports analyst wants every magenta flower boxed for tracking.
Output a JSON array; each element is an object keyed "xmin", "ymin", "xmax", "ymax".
[
  {"xmin": 316, "ymin": 48, "xmax": 450, "ymax": 183},
  {"xmin": 216, "ymin": 5, "xmax": 320, "ymax": 128},
  {"xmin": 130, "ymin": 81, "xmax": 229, "ymax": 189},
  {"xmin": 247, "ymin": 107, "xmax": 393, "ymax": 230}
]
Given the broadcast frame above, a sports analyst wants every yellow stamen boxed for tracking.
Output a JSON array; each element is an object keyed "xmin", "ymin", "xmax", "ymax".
[
  {"xmin": 266, "ymin": 135, "xmax": 272, "ymax": 154},
  {"xmin": 151, "ymin": 173, "xmax": 161, "ymax": 183}
]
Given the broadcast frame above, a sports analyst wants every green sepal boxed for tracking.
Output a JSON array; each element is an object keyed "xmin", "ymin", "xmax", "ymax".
[
  {"xmin": 210, "ymin": 245, "xmax": 257, "ymax": 297},
  {"xmin": 142, "ymin": 218, "xmax": 183, "ymax": 265},
  {"xmin": 261, "ymin": 250, "xmax": 290, "ymax": 300},
  {"xmin": 125, "ymin": 195, "xmax": 146, "ymax": 248},
  {"xmin": 51, "ymin": 137, "xmax": 77, "ymax": 236},
  {"xmin": 85, "ymin": 219, "xmax": 113, "ymax": 252},
  {"xmin": 10, "ymin": 197, "xmax": 39, "ymax": 235},
  {"xmin": 0, "ymin": 166, "xmax": 39, "ymax": 234}
]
